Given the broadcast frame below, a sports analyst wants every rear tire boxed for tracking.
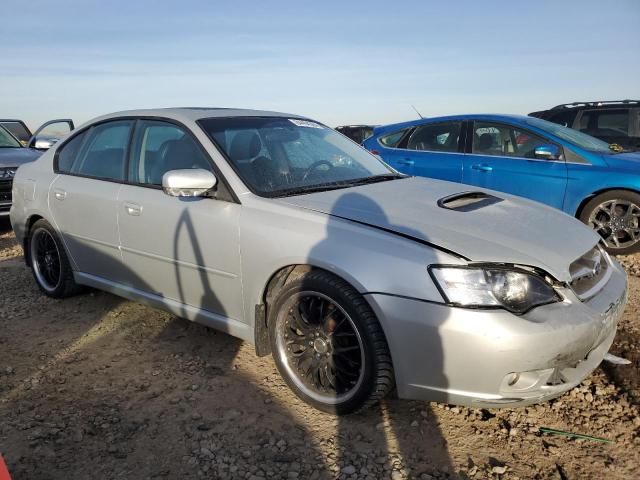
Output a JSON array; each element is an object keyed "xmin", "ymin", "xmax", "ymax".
[
  {"xmin": 579, "ymin": 190, "xmax": 640, "ymax": 255},
  {"xmin": 268, "ymin": 269, "xmax": 394, "ymax": 415},
  {"xmin": 29, "ymin": 219, "xmax": 83, "ymax": 298}
]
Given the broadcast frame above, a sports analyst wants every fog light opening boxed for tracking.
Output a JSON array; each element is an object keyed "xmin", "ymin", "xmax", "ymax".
[{"xmin": 507, "ymin": 373, "xmax": 520, "ymax": 386}]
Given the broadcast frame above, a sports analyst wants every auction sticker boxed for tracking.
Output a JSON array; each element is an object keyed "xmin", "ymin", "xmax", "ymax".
[{"xmin": 289, "ymin": 119, "xmax": 323, "ymax": 128}]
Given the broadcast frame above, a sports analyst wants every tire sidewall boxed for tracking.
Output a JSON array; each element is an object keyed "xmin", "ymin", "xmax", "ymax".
[
  {"xmin": 268, "ymin": 274, "xmax": 380, "ymax": 415},
  {"xmin": 29, "ymin": 220, "xmax": 74, "ymax": 297}
]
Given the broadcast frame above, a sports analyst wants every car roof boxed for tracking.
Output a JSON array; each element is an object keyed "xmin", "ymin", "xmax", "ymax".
[
  {"xmin": 85, "ymin": 107, "xmax": 310, "ymax": 128},
  {"xmin": 373, "ymin": 114, "xmax": 532, "ymax": 134}
]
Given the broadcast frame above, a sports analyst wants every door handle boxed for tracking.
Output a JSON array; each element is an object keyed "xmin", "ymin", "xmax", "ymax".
[
  {"xmin": 124, "ymin": 202, "xmax": 142, "ymax": 216},
  {"xmin": 53, "ymin": 189, "xmax": 67, "ymax": 201},
  {"xmin": 398, "ymin": 159, "xmax": 415, "ymax": 166},
  {"xmin": 471, "ymin": 164, "xmax": 493, "ymax": 172}
]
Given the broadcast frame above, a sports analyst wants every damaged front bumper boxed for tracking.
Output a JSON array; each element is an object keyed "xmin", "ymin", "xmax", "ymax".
[{"xmin": 365, "ymin": 258, "xmax": 627, "ymax": 408}]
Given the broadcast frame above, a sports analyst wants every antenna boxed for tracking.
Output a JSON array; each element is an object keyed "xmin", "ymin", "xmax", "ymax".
[{"xmin": 410, "ymin": 105, "xmax": 423, "ymax": 119}]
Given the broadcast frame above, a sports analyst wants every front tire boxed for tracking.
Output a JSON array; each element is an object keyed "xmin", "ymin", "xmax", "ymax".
[
  {"xmin": 29, "ymin": 219, "xmax": 83, "ymax": 298},
  {"xmin": 580, "ymin": 190, "xmax": 640, "ymax": 255},
  {"xmin": 268, "ymin": 270, "xmax": 394, "ymax": 415}
]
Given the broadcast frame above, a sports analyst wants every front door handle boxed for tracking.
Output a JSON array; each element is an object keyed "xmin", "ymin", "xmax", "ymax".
[
  {"xmin": 471, "ymin": 164, "xmax": 493, "ymax": 172},
  {"xmin": 53, "ymin": 189, "xmax": 67, "ymax": 201},
  {"xmin": 398, "ymin": 159, "xmax": 415, "ymax": 166},
  {"xmin": 124, "ymin": 202, "xmax": 142, "ymax": 216}
]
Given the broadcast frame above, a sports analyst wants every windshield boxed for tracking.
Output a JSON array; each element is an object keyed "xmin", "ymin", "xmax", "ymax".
[
  {"xmin": 0, "ymin": 125, "xmax": 22, "ymax": 148},
  {"xmin": 525, "ymin": 117, "xmax": 613, "ymax": 153},
  {"xmin": 199, "ymin": 117, "xmax": 397, "ymax": 196}
]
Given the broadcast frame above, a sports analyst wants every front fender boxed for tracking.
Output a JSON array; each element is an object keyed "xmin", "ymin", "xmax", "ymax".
[{"xmin": 238, "ymin": 200, "xmax": 463, "ymax": 329}]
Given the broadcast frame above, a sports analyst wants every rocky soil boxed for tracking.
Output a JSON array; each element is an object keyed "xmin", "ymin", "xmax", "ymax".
[{"xmin": 0, "ymin": 219, "xmax": 638, "ymax": 479}]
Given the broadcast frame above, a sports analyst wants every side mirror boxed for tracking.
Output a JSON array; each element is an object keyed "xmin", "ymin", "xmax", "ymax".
[
  {"xmin": 34, "ymin": 138, "xmax": 58, "ymax": 150},
  {"xmin": 533, "ymin": 144, "xmax": 561, "ymax": 160},
  {"xmin": 162, "ymin": 169, "xmax": 217, "ymax": 197}
]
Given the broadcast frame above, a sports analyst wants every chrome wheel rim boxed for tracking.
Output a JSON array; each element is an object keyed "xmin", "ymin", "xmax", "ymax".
[
  {"xmin": 275, "ymin": 292, "xmax": 365, "ymax": 404},
  {"xmin": 31, "ymin": 228, "xmax": 62, "ymax": 292},
  {"xmin": 589, "ymin": 199, "xmax": 640, "ymax": 250}
]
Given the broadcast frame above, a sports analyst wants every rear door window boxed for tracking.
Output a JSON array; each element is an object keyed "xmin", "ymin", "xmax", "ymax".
[
  {"xmin": 69, "ymin": 121, "xmax": 133, "ymax": 181},
  {"xmin": 406, "ymin": 122, "xmax": 463, "ymax": 152},
  {"xmin": 578, "ymin": 109, "xmax": 630, "ymax": 136},
  {"xmin": 56, "ymin": 130, "xmax": 89, "ymax": 172}
]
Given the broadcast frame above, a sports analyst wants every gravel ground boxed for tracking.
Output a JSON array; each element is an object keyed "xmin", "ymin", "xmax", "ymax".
[{"xmin": 0, "ymin": 218, "xmax": 638, "ymax": 480}]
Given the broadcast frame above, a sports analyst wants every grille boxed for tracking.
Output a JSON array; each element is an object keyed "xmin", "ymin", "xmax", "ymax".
[
  {"xmin": 569, "ymin": 246, "xmax": 611, "ymax": 300},
  {"xmin": 0, "ymin": 167, "xmax": 16, "ymax": 180},
  {"xmin": 0, "ymin": 179, "xmax": 12, "ymax": 213}
]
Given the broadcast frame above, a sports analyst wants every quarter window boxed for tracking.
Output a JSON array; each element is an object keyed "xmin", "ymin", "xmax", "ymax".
[
  {"xmin": 472, "ymin": 121, "xmax": 552, "ymax": 159},
  {"xmin": 69, "ymin": 121, "xmax": 133, "ymax": 181},
  {"xmin": 128, "ymin": 120, "xmax": 211, "ymax": 185},
  {"xmin": 379, "ymin": 129, "xmax": 407, "ymax": 147},
  {"xmin": 406, "ymin": 122, "xmax": 462, "ymax": 152}
]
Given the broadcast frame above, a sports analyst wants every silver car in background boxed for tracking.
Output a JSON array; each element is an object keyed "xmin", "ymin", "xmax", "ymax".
[{"xmin": 10, "ymin": 108, "xmax": 627, "ymax": 414}]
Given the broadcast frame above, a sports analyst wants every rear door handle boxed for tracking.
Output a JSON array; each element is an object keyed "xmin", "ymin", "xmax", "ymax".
[
  {"xmin": 471, "ymin": 164, "xmax": 493, "ymax": 172},
  {"xmin": 124, "ymin": 202, "xmax": 142, "ymax": 216},
  {"xmin": 53, "ymin": 189, "xmax": 67, "ymax": 201},
  {"xmin": 398, "ymin": 159, "xmax": 415, "ymax": 166}
]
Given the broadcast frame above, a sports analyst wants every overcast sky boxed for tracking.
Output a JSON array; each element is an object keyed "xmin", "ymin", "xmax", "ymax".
[{"xmin": 1, "ymin": 0, "xmax": 639, "ymax": 129}]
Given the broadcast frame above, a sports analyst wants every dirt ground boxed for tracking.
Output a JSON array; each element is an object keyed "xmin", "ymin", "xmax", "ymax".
[{"xmin": 0, "ymin": 218, "xmax": 638, "ymax": 480}]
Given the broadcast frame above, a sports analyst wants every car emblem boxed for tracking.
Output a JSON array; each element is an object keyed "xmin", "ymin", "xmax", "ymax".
[{"xmin": 1, "ymin": 169, "xmax": 16, "ymax": 179}]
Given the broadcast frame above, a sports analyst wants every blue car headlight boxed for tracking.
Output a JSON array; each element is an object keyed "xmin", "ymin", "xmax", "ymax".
[{"xmin": 430, "ymin": 266, "xmax": 561, "ymax": 314}]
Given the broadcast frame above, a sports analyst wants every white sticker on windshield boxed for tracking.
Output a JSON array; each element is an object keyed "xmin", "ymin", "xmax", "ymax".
[{"xmin": 288, "ymin": 118, "xmax": 323, "ymax": 129}]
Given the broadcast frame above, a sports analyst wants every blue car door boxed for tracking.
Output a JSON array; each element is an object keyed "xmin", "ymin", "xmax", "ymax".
[
  {"xmin": 462, "ymin": 120, "xmax": 568, "ymax": 209},
  {"xmin": 391, "ymin": 121, "xmax": 465, "ymax": 182}
]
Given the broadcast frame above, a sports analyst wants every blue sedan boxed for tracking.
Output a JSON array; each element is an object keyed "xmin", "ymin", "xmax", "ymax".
[{"xmin": 363, "ymin": 114, "xmax": 640, "ymax": 254}]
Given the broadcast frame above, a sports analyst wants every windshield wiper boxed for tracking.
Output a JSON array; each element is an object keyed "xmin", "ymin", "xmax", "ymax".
[
  {"xmin": 275, "ymin": 173, "xmax": 407, "ymax": 198},
  {"xmin": 343, "ymin": 173, "xmax": 408, "ymax": 186},
  {"xmin": 276, "ymin": 182, "xmax": 354, "ymax": 197}
]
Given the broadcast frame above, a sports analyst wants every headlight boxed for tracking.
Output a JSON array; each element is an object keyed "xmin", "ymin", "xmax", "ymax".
[{"xmin": 430, "ymin": 266, "xmax": 561, "ymax": 314}]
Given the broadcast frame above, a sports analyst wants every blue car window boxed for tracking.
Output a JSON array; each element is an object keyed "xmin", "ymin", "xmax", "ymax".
[
  {"xmin": 525, "ymin": 117, "xmax": 611, "ymax": 152},
  {"xmin": 407, "ymin": 122, "xmax": 462, "ymax": 152},
  {"xmin": 379, "ymin": 129, "xmax": 408, "ymax": 147},
  {"xmin": 472, "ymin": 122, "xmax": 550, "ymax": 159}
]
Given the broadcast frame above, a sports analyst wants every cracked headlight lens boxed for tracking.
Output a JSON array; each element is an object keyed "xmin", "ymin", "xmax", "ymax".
[{"xmin": 430, "ymin": 267, "xmax": 561, "ymax": 314}]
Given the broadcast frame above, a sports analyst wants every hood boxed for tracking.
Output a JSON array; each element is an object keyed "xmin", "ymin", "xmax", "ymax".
[
  {"xmin": 278, "ymin": 177, "xmax": 600, "ymax": 281},
  {"xmin": 602, "ymin": 151, "xmax": 640, "ymax": 170},
  {"xmin": 0, "ymin": 147, "xmax": 41, "ymax": 168}
]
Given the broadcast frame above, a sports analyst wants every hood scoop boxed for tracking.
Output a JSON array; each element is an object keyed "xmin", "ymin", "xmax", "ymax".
[{"xmin": 437, "ymin": 191, "xmax": 503, "ymax": 212}]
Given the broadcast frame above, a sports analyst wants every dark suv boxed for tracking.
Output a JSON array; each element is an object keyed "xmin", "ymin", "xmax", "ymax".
[
  {"xmin": 335, "ymin": 125, "xmax": 375, "ymax": 144},
  {"xmin": 529, "ymin": 100, "xmax": 640, "ymax": 151}
]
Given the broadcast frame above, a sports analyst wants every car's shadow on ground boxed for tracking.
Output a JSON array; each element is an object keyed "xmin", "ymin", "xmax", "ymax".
[{"xmin": 0, "ymin": 263, "xmax": 454, "ymax": 479}]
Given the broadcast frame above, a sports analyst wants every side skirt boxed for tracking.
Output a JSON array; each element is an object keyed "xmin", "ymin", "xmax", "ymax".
[{"xmin": 75, "ymin": 272, "xmax": 255, "ymax": 343}]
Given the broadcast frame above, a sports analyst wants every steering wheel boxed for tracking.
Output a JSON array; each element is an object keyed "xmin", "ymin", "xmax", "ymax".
[{"xmin": 302, "ymin": 160, "xmax": 334, "ymax": 181}]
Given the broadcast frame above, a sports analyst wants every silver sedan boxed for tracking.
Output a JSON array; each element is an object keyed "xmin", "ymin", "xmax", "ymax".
[{"xmin": 10, "ymin": 108, "xmax": 627, "ymax": 414}]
